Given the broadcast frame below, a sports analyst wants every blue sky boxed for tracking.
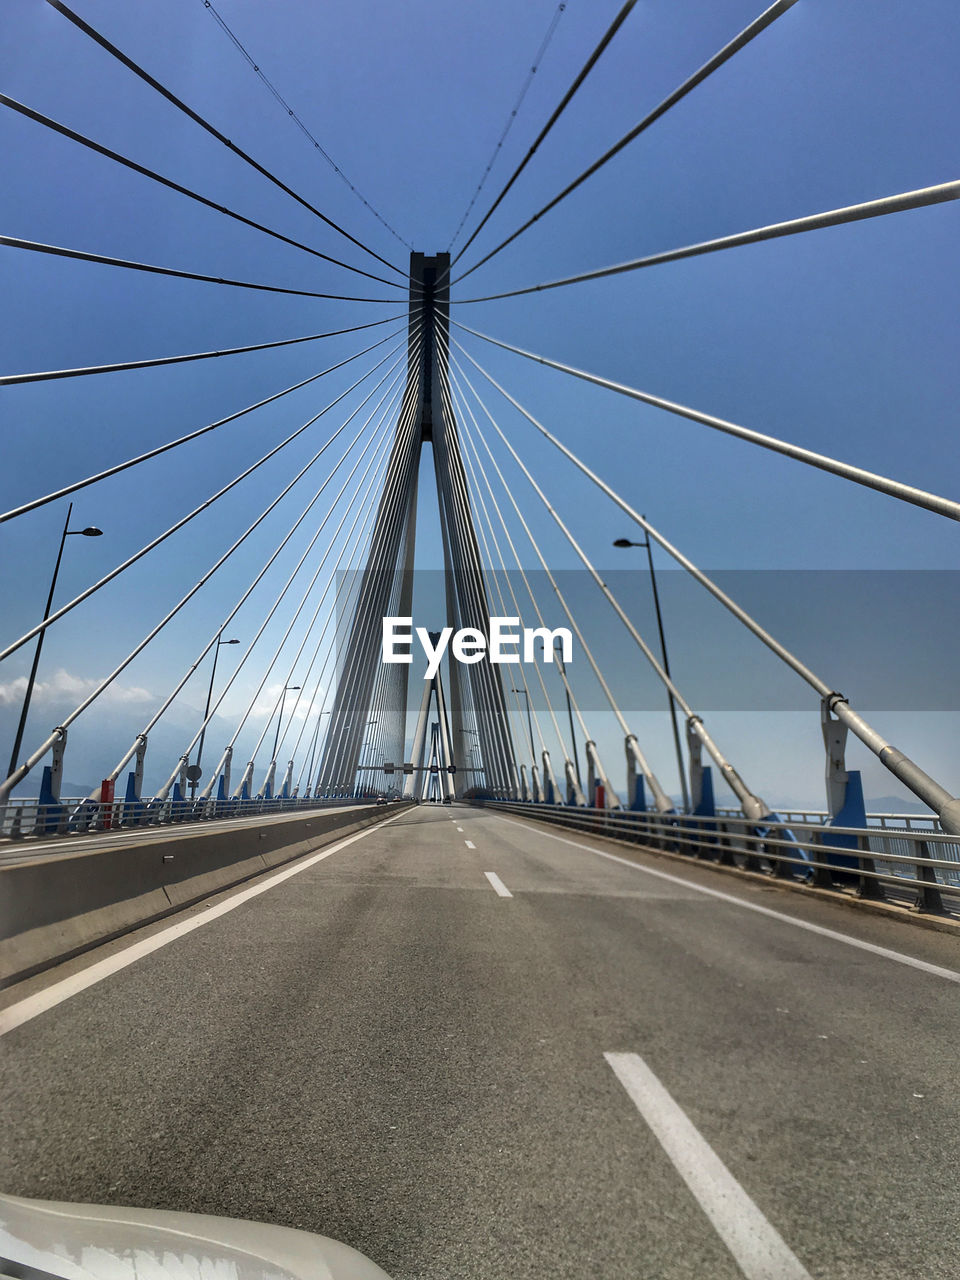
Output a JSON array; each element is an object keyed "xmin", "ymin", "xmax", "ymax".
[{"xmin": 1, "ymin": 0, "xmax": 957, "ymax": 806}]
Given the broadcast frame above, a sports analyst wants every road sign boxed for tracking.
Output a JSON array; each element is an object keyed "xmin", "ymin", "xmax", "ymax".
[
  {"xmin": 185, "ymin": 764, "xmax": 202, "ymax": 783},
  {"xmin": 402, "ymin": 763, "xmax": 414, "ymax": 775},
  {"xmin": 383, "ymin": 762, "xmax": 395, "ymax": 774}
]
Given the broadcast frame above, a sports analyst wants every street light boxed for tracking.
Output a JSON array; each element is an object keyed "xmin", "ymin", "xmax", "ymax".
[
  {"xmin": 460, "ymin": 727, "xmax": 481, "ymax": 775},
  {"xmin": 552, "ymin": 638, "xmax": 582, "ymax": 788},
  {"xmin": 510, "ymin": 686, "xmax": 536, "ymax": 759},
  {"xmin": 272, "ymin": 685, "xmax": 301, "ymax": 762},
  {"xmin": 7, "ymin": 503, "xmax": 103, "ymax": 780},
  {"xmin": 360, "ymin": 717, "xmax": 379, "ymax": 765},
  {"xmin": 358, "ymin": 718, "xmax": 379, "ymax": 796},
  {"xmin": 190, "ymin": 632, "xmax": 240, "ymax": 798},
  {"xmin": 613, "ymin": 528, "xmax": 690, "ymax": 811}
]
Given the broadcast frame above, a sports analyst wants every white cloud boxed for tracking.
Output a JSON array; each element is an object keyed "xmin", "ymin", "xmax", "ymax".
[
  {"xmin": 0, "ymin": 668, "xmax": 154, "ymax": 709},
  {"xmin": 247, "ymin": 683, "xmax": 313, "ymax": 723}
]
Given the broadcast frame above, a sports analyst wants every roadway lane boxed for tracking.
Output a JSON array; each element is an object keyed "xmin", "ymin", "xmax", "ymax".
[{"xmin": 2, "ymin": 803, "xmax": 959, "ymax": 1279}]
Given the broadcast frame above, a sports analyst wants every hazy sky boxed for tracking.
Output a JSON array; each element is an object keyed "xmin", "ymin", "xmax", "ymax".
[{"xmin": 1, "ymin": 0, "xmax": 957, "ymax": 806}]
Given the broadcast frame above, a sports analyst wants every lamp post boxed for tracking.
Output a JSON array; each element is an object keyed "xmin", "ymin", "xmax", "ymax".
[
  {"xmin": 460, "ymin": 727, "xmax": 480, "ymax": 776},
  {"xmin": 7, "ymin": 503, "xmax": 103, "ymax": 780},
  {"xmin": 511, "ymin": 686, "xmax": 536, "ymax": 759},
  {"xmin": 272, "ymin": 685, "xmax": 301, "ymax": 762},
  {"xmin": 191, "ymin": 632, "xmax": 240, "ymax": 798},
  {"xmin": 359, "ymin": 718, "xmax": 378, "ymax": 796},
  {"xmin": 360, "ymin": 717, "xmax": 379, "ymax": 766},
  {"xmin": 613, "ymin": 528, "xmax": 690, "ymax": 811}
]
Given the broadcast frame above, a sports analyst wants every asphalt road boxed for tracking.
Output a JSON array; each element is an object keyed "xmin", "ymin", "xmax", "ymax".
[{"xmin": 2, "ymin": 803, "xmax": 960, "ymax": 1279}]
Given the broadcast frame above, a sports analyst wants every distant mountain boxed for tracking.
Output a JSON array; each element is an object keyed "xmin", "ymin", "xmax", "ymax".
[
  {"xmin": 866, "ymin": 794, "xmax": 934, "ymax": 815},
  {"xmin": 7, "ymin": 779, "xmax": 98, "ymax": 799}
]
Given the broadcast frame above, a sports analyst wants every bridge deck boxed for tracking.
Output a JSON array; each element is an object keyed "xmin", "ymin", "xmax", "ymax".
[{"xmin": 2, "ymin": 804, "xmax": 959, "ymax": 1279}]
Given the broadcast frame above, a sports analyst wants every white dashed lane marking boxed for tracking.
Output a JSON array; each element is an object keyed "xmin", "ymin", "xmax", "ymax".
[{"xmin": 484, "ymin": 872, "xmax": 513, "ymax": 898}]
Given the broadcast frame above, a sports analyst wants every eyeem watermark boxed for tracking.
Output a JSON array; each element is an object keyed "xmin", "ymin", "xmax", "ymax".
[{"xmin": 383, "ymin": 617, "xmax": 572, "ymax": 679}]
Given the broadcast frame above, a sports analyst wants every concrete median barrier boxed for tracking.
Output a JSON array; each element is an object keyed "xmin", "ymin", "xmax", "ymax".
[{"xmin": 0, "ymin": 802, "xmax": 410, "ymax": 987}]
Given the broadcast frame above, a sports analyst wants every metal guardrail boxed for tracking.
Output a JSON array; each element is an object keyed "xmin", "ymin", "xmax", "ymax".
[
  {"xmin": 0, "ymin": 793, "xmax": 395, "ymax": 842},
  {"xmin": 717, "ymin": 806, "xmax": 940, "ymax": 830},
  {"xmin": 480, "ymin": 800, "xmax": 960, "ymax": 917}
]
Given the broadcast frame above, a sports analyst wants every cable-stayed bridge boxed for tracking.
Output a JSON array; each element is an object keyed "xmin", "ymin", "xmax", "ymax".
[{"xmin": 2, "ymin": 3, "xmax": 960, "ymax": 1278}]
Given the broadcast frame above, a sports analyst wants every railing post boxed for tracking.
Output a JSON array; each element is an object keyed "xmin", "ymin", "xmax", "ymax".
[
  {"xmin": 769, "ymin": 819, "xmax": 797, "ymax": 878},
  {"xmin": 715, "ymin": 818, "xmax": 739, "ymax": 867},
  {"xmin": 854, "ymin": 827, "xmax": 885, "ymax": 901},
  {"xmin": 909, "ymin": 838, "xmax": 946, "ymax": 915},
  {"xmin": 809, "ymin": 827, "xmax": 834, "ymax": 888}
]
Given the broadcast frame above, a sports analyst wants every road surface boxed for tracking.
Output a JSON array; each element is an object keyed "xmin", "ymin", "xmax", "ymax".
[{"xmin": 2, "ymin": 803, "xmax": 959, "ymax": 1279}]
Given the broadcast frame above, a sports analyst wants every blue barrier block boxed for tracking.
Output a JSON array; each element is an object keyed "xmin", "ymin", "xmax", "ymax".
[
  {"xmin": 123, "ymin": 770, "xmax": 145, "ymax": 826},
  {"xmin": 36, "ymin": 765, "xmax": 66, "ymax": 835},
  {"xmin": 821, "ymin": 769, "xmax": 866, "ymax": 875},
  {"xmin": 170, "ymin": 780, "xmax": 188, "ymax": 822},
  {"xmin": 630, "ymin": 773, "xmax": 647, "ymax": 813},
  {"xmin": 693, "ymin": 766, "xmax": 715, "ymax": 818}
]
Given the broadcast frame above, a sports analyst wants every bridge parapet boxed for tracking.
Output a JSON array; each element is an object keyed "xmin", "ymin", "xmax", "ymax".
[
  {"xmin": 476, "ymin": 800, "xmax": 960, "ymax": 923},
  {"xmin": 0, "ymin": 800, "xmax": 412, "ymax": 986}
]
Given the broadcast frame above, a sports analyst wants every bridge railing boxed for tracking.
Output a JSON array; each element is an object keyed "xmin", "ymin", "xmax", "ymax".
[
  {"xmin": 479, "ymin": 800, "xmax": 960, "ymax": 918},
  {"xmin": 0, "ymin": 792, "xmax": 388, "ymax": 843},
  {"xmin": 717, "ymin": 806, "xmax": 939, "ymax": 830}
]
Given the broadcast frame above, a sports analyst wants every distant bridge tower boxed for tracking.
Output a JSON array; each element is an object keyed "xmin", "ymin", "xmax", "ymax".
[{"xmin": 314, "ymin": 253, "xmax": 517, "ymax": 798}]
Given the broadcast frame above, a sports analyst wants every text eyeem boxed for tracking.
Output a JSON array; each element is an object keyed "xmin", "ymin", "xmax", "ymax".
[{"xmin": 382, "ymin": 616, "xmax": 573, "ymax": 680}]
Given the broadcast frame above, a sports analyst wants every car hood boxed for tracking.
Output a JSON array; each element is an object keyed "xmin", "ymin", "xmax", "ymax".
[{"xmin": 0, "ymin": 1195, "xmax": 391, "ymax": 1280}]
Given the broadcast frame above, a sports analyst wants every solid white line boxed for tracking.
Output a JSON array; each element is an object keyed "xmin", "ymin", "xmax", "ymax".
[
  {"xmin": 464, "ymin": 839, "xmax": 476, "ymax": 849},
  {"xmin": 0, "ymin": 809, "xmax": 409, "ymax": 1037},
  {"xmin": 605, "ymin": 1052, "xmax": 811, "ymax": 1280},
  {"xmin": 490, "ymin": 813, "xmax": 960, "ymax": 984},
  {"xmin": 484, "ymin": 871, "xmax": 513, "ymax": 898}
]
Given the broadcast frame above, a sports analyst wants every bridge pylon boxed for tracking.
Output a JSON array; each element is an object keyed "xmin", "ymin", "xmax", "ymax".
[{"xmin": 313, "ymin": 253, "xmax": 517, "ymax": 799}]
